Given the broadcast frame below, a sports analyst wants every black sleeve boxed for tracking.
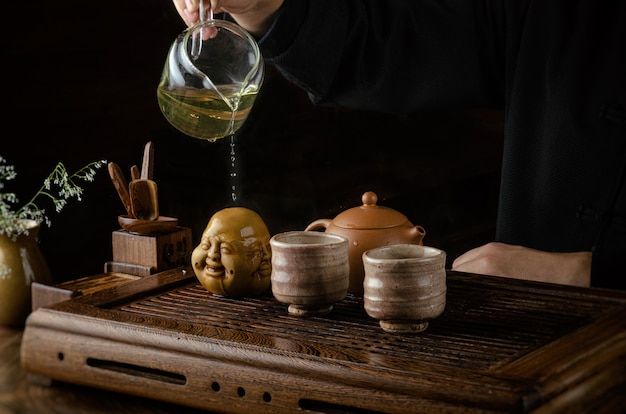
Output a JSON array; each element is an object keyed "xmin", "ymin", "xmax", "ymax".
[
  {"xmin": 591, "ymin": 246, "xmax": 626, "ymax": 290},
  {"xmin": 258, "ymin": 0, "xmax": 506, "ymax": 113}
]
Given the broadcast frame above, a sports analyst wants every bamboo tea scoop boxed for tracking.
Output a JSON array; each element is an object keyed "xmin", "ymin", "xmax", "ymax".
[
  {"xmin": 130, "ymin": 165, "xmax": 140, "ymax": 181},
  {"xmin": 130, "ymin": 180, "xmax": 159, "ymax": 220},
  {"xmin": 129, "ymin": 142, "xmax": 159, "ymax": 221},
  {"xmin": 108, "ymin": 162, "xmax": 133, "ymax": 217}
]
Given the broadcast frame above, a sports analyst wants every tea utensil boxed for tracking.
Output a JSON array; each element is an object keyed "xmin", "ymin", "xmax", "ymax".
[
  {"xmin": 107, "ymin": 162, "xmax": 133, "ymax": 217},
  {"xmin": 129, "ymin": 180, "xmax": 159, "ymax": 220},
  {"xmin": 130, "ymin": 165, "xmax": 140, "ymax": 181},
  {"xmin": 157, "ymin": 1, "xmax": 264, "ymax": 140},
  {"xmin": 141, "ymin": 141, "xmax": 154, "ymax": 180},
  {"xmin": 129, "ymin": 142, "xmax": 159, "ymax": 221}
]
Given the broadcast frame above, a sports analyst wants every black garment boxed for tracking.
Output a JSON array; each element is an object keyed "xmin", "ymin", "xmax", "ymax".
[{"xmin": 257, "ymin": 0, "xmax": 626, "ymax": 289}]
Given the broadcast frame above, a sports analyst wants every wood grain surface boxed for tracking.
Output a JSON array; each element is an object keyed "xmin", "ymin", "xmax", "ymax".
[
  {"xmin": 0, "ymin": 327, "xmax": 209, "ymax": 414},
  {"xmin": 18, "ymin": 268, "xmax": 626, "ymax": 413}
]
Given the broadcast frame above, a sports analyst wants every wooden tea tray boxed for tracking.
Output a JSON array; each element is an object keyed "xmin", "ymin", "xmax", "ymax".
[{"xmin": 21, "ymin": 268, "xmax": 626, "ymax": 413}]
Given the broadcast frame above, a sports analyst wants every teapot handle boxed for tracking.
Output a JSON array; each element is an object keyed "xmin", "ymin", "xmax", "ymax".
[{"xmin": 305, "ymin": 219, "xmax": 332, "ymax": 231}]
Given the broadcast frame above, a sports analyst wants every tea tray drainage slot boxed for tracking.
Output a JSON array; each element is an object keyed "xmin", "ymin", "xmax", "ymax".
[
  {"xmin": 299, "ymin": 399, "xmax": 382, "ymax": 414},
  {"xmin": 86, "ymin": 358, "xmax": 187, "ymax": 385}
]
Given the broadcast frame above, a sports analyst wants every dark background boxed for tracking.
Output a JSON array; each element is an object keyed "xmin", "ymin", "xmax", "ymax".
[{"xmin": 2, "ymin": 0, "xmax": 503, "ymax": 284}]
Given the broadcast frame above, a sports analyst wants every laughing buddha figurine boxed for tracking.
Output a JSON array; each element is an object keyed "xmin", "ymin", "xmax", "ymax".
[{"xmin": 191, "ymin": 207, "xmax": 272, "ymax": 297}]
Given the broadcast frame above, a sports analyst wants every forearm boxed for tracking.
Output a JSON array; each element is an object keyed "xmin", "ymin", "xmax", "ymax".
[{"xmin": 452, "ymin": 242, "xmax": 593, "ymax": 288}]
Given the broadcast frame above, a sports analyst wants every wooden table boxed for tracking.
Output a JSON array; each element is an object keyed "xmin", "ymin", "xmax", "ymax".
[{"xmin": 13, "ymin": 268, "xmax": 626, "ymax": 413}]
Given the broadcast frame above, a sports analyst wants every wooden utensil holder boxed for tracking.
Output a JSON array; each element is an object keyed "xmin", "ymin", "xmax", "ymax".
[
  {"xmin": 32, "ymin": 226, "xmax": 193, "ymax": 314},
  {"xmin": 106, "ymin": 226, "xmax": 192, "ymax": 276}
]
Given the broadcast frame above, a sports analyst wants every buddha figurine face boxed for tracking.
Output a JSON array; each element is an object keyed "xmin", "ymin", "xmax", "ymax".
[{"xmin": 191, "ymin": 207, "xmax": 272, "ymax": 297}]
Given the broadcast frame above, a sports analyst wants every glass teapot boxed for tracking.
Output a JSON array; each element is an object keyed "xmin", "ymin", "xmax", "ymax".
[{"xmin": 157, "ymin": 3, "xmax": 264, "ymax": 141}]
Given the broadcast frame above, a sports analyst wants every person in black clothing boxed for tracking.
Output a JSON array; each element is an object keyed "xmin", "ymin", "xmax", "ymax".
[{"xmin": 171, "ymin": 0, "xmax": 625, "ymax": 290}]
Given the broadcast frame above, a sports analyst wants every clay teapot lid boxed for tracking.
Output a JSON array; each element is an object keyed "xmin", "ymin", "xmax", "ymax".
[{"xmin": 332, "ymin": 192, "xmax": 409, "ymax": 229}]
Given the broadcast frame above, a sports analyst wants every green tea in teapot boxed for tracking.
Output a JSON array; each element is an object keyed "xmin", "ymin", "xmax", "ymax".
[
  {"xmin": 157, "ymin": 83, "xmax": 258, "ymax": 142},
  {"xmin": 157, "ymin": 14, "xmax": 263, "ymax": 142}
]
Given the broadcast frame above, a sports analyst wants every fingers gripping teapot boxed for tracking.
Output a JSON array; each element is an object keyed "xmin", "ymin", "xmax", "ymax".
[{"xmin": 305, "ymin": 191, "xmax": 426, "ymax": 295}]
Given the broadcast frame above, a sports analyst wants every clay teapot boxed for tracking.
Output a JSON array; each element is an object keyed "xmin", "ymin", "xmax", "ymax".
[{"xmin": 305, "ymin": 191, "xmax": 426, "ymax": 295}]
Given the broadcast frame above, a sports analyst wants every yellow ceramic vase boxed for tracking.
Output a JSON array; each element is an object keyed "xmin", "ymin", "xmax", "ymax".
[{"xmin": 0, "ymin": 219, "xmax": 52, "ymax": 327}]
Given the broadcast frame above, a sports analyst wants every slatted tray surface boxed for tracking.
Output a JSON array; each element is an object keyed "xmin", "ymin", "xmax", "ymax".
[
  {"xmin": 21, "ymin": 268, "xmax": 626, "ymax": 413},
  {"xmin": 119, "ymin": 280, "xmax": 584, "ymax": 372}
]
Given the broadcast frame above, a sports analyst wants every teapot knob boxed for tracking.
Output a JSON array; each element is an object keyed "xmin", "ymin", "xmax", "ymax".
[{"xmin": 362, "ymin": 191, "xmax": 378, "ymax": 207}]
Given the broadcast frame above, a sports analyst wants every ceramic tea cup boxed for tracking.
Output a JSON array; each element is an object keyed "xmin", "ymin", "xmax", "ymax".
[
  {"xmin": 270, "ymin": 231, "xmax": 349, "ymax": 316},
  {"xmin": 363, "ymin": 244, "xmax": 446, "ymax": 333}
]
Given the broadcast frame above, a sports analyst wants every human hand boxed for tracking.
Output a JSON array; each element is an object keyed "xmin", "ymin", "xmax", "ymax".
[
  {"xmin": 452, "ymin": 242, "xmax": 592, "ymax": 287},
  {"xmin": 172, "ymin": 0, "xmax": 284, "ymax": 36}
]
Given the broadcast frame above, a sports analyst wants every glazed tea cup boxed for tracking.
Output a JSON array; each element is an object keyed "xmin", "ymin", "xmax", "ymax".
[
  {"xmin": 270, "ymin": 231, "xmax": 349, "ymax": 316},
  {"xmin": 363, "ymin": 244, "xmax": 446, "ymax": 333}
]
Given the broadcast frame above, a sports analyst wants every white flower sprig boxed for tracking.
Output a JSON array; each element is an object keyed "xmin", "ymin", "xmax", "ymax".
[{"xmin": 0, "ymin": 156, "xmax": 107, "ymax": 240}]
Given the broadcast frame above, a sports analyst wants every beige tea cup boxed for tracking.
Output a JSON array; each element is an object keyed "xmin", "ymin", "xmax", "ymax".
[
  {"xmin": 363, "ymin": 244, "xmax": 446, "ymax": 333},
  {"xmin": 270, "ymin": 231, "xmax": 350, "ymax": 316}
]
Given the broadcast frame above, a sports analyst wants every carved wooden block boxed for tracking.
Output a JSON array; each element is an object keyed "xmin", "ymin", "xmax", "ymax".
[{"xmin": 111, "ymin": 227, "xmax": 192, "ymax": 273}]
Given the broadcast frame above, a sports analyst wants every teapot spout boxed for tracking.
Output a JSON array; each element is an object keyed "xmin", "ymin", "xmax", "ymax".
[
  {"xmin": 410, "ymin": 225, "xmax": 426, "ymax": 245},
  {"xmin": 305, "ymin": 218, "xmax": 332, "ymax": 232}
]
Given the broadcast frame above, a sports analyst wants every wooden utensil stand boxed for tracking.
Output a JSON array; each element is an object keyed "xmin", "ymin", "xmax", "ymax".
[
  {"xmin": 106, "ymin": 226, "xmax": 192, "ymax": 276},
  {"xmin": 31, "ymin": 226, "xmax": 192, "ymax": 313}
]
